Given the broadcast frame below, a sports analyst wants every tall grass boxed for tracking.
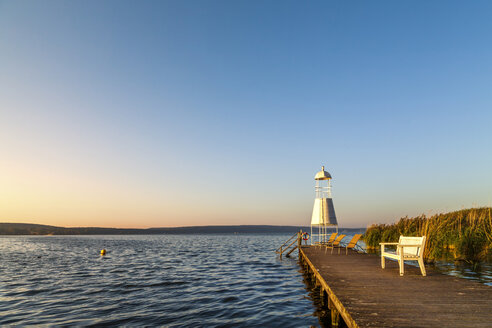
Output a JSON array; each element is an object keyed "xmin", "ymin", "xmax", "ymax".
[{"xmin": 363, "ymin": 207, "xmax": 492, "ymax": 262}]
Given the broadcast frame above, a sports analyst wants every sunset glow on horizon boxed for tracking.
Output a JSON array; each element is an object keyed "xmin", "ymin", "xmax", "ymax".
[{"xmin": 1, "ymin": 1, "xmax": 491, "ymax": 229}]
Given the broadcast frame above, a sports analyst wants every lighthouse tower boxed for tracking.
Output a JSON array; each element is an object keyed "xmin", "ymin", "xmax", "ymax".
[{"xmin": 310, "ymin": 166, "xmax": 338, "ymax": 245}]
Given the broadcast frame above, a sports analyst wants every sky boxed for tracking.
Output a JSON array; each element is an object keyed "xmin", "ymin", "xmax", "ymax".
[{"xmin": 1, "ymin": 1, "xmax": 491, "ymax": 228}]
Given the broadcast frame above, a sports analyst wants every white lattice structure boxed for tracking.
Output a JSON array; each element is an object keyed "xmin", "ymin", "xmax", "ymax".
[{"xmin": 310, "ymin": 166, "xmax": 338, "ymax": 245}]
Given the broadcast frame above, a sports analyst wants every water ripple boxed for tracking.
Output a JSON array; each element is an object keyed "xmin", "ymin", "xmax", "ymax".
[{"xmin": 0, "ymin": 234, "xmax": 321, "ymax": 326}]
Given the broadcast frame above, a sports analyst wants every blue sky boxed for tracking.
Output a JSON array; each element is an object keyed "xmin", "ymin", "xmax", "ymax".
[{"xmin": 1, "ymin": 1, "xmax": 491, "ymax": 228}]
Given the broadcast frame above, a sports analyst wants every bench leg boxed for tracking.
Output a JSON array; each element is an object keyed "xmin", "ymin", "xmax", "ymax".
[
  {"xmin": 418, "ymin": 258, "xmax": 426, "ymax": 276},
  {"xmin": 381, "ymin": 255, "xmax": 385, "ymax": 269},
  {"xmin": 399, "ymin": 258, "xmax": 404, "ymax": 276}
]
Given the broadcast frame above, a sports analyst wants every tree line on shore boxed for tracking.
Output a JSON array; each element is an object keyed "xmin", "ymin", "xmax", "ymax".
[{"xmin": 0, "ymin": 223, "xmax": 366, "ymax": 235}]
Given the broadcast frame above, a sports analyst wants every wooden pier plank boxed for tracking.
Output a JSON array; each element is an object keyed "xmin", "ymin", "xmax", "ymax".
[{"xmin": 300, "ymin": 246, "xmax": 492, "ymax": 328}]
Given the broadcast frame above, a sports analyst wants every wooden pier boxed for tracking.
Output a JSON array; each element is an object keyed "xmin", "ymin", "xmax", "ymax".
[{"xmin": 299, "ymin": 245, "xmax": 492, "ymax": 328}]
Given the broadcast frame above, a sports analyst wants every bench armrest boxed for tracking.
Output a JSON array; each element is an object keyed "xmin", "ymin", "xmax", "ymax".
[{"xmin": 379, "ymin": 242, "xmax": 399, "ymax": 245}]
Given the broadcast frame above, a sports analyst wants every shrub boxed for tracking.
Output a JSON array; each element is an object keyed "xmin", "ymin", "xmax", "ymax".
[{"xmin": 362, "ymin": 207, "xmax": 492, "ymax": 262}]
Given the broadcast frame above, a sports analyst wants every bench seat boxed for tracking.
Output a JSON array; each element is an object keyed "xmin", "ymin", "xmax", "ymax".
[{"xmin": 380, "ymin": 236, "xmax": 426, "ymax": 276}]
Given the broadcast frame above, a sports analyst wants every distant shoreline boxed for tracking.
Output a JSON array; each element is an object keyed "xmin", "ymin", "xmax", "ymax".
[{"xmin": 0, "ymin": 223, "xmax": 365, "ymax": 235}]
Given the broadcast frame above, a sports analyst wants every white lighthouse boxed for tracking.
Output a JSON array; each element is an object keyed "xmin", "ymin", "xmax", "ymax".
[{"xmin": 310, "ymin": 166, "xmax": 338, "ymax": 245}]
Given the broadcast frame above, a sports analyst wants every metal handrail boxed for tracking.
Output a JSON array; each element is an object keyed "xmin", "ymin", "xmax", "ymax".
[
  {"xmin": 276, "ymin": 230, "xmax": 303, "ymax": 258},
  {"xmin": 275, "ymin": 231, "xmax": 299, "ymax": 253}
]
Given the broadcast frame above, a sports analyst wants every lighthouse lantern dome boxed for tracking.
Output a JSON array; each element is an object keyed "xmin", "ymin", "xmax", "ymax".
[{"xmin": 314, "ymin": 166, "xmax": 332, "ymax": 180}]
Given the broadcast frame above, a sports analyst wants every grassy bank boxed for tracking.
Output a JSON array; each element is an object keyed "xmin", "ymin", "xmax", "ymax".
[{"xmin": 363, "ymin": 207, "xmax": 492, "ymax": 262}]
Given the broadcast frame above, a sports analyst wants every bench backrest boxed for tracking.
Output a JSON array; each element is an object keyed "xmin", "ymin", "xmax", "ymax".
[
  {"xmin": 333, "ymin": 234, "xmax": 346, "ymax": 246},
  {"xmin": 327, "ymin": 233, "xmax": 337, "ymax": 243},
  {"xmin": 398, "ymin": 235, "xmax": 426, "ymax": 257},
  {"xmin": 347, "ymin": 234, "xmax": 362, "ymax": 248}
]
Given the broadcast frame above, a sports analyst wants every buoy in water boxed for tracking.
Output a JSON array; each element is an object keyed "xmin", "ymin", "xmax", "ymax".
[{"xmin": 100, "ymin": 249, "xmax": 106, "ymax": 256}]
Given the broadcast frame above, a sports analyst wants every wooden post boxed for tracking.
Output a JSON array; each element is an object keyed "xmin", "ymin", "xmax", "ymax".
[
  {"xmin": 331, "ymin": 308, "xmax": 340, "ymax": 327},
  {"xmin": 320, "ymin": 288, "xmax": 325, "ymax": 306}
]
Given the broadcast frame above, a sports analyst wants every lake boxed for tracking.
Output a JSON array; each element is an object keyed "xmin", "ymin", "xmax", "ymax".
[
  {"xmin": 1, "ymin": 234, "xmax": 490, "ymax": 327},
  {"xmin": 1, "ymin": 234, "xmax": 322, "ymax": 327}
]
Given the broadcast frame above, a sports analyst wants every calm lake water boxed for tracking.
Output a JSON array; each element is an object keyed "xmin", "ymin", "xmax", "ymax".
[
  {"xmin": 1, "ymin": 234, "xmax": 491, "ymax": 327},
  {"xmin": 1, "ymin": 234, "xmax": 323, "ymax": 327}
]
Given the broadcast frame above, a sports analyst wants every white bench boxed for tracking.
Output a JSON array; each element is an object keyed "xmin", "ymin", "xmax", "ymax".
[{"xmin": 380, "ymin": 235, "xmax": 426, "ymax": 276}]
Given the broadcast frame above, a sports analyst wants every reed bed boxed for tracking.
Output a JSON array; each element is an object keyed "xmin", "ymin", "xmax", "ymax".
[{"xmin": 363, "ymin": 207, "xmax": 492, "ymax": 262}]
